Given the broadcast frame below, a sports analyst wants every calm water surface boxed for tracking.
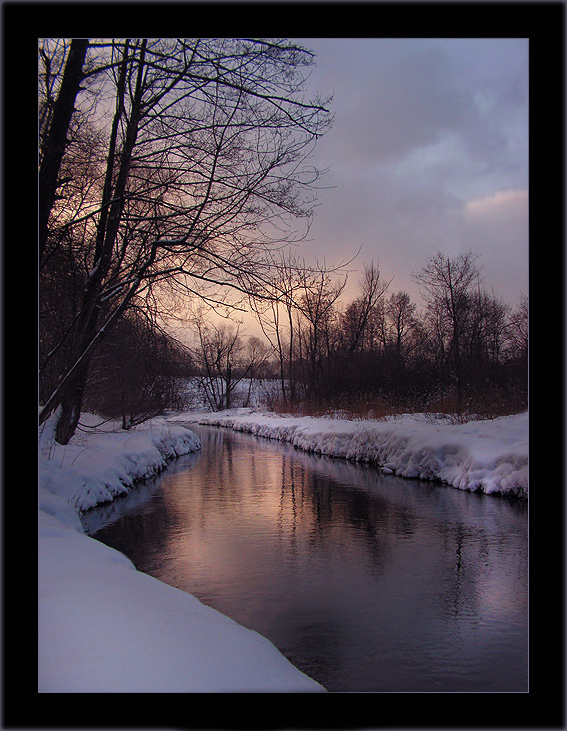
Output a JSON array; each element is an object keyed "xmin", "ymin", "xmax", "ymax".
[{"xmin": 83, "ymin": 424, "xmax": 528, "ymax": 693}]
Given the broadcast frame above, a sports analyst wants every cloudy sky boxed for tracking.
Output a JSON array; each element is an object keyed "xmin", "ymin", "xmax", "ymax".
[{"xmin": 291, "ymin": 37, "xmax": 529, "ymax": 310}]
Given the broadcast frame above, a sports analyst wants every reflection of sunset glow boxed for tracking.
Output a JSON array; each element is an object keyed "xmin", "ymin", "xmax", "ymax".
[
  {"xmin": 476, "ymin": 556, "xmax": 527, "ymax": 621},
  {"xmin": 91, "ymin": 427, "xmax": 528, "ymax": 691},
  {"xmin": 159, "ymin": 448, "xmax": 323, "ymax": 585}
]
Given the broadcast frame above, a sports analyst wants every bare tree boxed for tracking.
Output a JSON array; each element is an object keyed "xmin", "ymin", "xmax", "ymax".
[
  {"xmin": 508, "ymin": 293, "xmax": 528, "ymax": 363},
  {"xmin": 465, "ymin": 288, "xmax": 510, "ymax": 369},
  {"xmin": 341, "ymin": 262, "xmax": 390, "ymax": 355},
  {"xmin": 38, "ymin": 38, "xmax": 332, "ymax": 442},
  {"xmin": 39, "ymin": 38, "xmax": 89, "ymax": 264},
  {"xmin": 248, "ymin": 251, "xmax": 317, "ymax": 406},
  {"xmin": 412, "ymin": 250, "xmax": 481, "ymax": 411},
  {"xmin": 299, "ymin": 264, "xmax": 346, "ymax": 402},
  {"xmin": 191, "ymin": 315, "xmax": 268, "ymax": 410},
  {"xmin": 385, "ymin": 291, "xmax": 419, "ymax": 358},
  {"xmin": 83, "ymin": 312, "xmax": 190, "ymax": 429},
  {"xmin": 194, "ymin": 319, "xmax": 236, "ymax": 411}
]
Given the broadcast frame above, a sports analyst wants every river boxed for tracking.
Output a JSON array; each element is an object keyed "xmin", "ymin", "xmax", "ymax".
[{"xmin": 81, "ymin": 424, "xmax": 528, "ymax": 693}]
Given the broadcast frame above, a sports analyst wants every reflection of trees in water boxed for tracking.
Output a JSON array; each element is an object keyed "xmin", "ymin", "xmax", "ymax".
[
  {"xmin": 289, "ymin": 454, "xmax": 421, "ymax": 574},
  {"xmin": 87, "ymin": 424, "xmax": 527, "ymax": 692},
  {"xmin": 435, "ymin": 510, "xmax": 527, "ymax": 626},
  {"xmin": 128, "ymin": 427, "xmax": 526, "ymax": 597},
  {"xmin": 275, "ymin": 444, "xmax": 527, "ymax": 638},
  {"xmin": 277, "ymin": 454, "xmax": 299, "ymax": 568},
  {"xmin": 143, "ymin": 427, "xmax": 402, "ymax": 582},
  {"xmin": 307, "ymin": 471, "xmax": 389, "ymax": 568},
  {"xmin": 190, "ymin": 429, "xmax": 274, "ymax": 509},
  {"xmin": 92, "ymin": 425, "xmax": 527, "ymax": 651}
]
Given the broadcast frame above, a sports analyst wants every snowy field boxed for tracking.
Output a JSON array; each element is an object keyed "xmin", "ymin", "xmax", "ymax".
[{"xmin": 38, "ymin": 406, "xmax": 528, "ymax": 693}]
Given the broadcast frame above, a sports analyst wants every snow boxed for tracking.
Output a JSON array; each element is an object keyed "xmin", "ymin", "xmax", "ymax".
[
  {"xmin": 174, "ymin": 408, "xmax": 528, "ymax": 499},
  {"xmin": 39, "ymin": 411, "xmax": 203, "ymax": 512},
  {"xmin": 38, "ymin": 412, "xmax": 325, "ymax": 693},
  {"xmin": 38, "ymin": 404, "xmax": 528, "ymax": 693}
]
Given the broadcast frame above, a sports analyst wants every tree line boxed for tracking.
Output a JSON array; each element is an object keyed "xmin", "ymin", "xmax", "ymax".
[{"xmin": 193, "ymin": 252, "xmax": 527, "ymax": 418}]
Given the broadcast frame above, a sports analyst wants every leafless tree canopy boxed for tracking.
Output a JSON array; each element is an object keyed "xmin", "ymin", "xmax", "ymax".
[
  {"xmin": 245, "ymin": 251, "xmax": 527, "ymax": 417},
  {"xmin": 190, "ymin": 314, "xmax": 269, "ymax": 411},
  {"xmin": 39, "ymin": 38, "xmax": 332, "ymax": 442}
]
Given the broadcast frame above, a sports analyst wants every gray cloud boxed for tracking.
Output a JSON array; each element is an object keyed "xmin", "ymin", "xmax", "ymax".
[
  {"xmin": 340, "ymin": 46, "xmax": 476, "ymax": 165},
  {"xmin": 293, "ymin": 38, "xmax": 528, "ymax": 308}
]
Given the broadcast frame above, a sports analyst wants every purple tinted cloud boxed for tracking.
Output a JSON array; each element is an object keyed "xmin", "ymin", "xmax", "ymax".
[{"xmin": 292, "ymin": 38, "xmax": 528, "ymax": 307}]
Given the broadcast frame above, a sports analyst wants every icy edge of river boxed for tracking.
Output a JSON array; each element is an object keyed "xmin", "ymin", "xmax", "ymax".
[{"xmin": 174, "ymin": 408, "xmax": 528, "ymax": 500}]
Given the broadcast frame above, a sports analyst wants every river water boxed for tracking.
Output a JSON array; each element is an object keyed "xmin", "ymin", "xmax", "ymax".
[{"xmin": 82, "ymin": 424, "xmax": 528, "ymax": 693}]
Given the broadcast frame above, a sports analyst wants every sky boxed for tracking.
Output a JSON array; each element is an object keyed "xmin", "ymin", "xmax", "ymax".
[{"xmin": 289, "ymin": 37, "xmax": 529, "ymax": 310}]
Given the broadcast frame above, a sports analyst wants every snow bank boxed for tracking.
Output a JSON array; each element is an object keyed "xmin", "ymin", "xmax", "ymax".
[
  {"xmin": 178, "ymin": 409, "xmax": 528, "ymax": 499},
  {"xmin": 38, "ymin": 412, "xmax": 202, "ymax": 512},
  {"xmin": 38, "ymin": 413, "xmax": 324, "ymax": 693}
]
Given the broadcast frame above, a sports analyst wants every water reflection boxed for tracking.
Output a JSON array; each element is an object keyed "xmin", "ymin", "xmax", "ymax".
[{"xmin": 84, "ymin": 425, "xmax": 528, "ymax": 693}]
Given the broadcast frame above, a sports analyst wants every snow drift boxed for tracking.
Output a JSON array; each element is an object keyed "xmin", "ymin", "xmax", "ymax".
[
  {"xmin": 179, "ymin": 409, "xmax": 528, "ymax": 499},
  {"xmin": 39, "ymin": 412, "xmax": 203, "ymax": 512}
]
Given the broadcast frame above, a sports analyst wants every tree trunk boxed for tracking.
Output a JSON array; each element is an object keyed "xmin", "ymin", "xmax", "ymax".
[
  {"xmin": 39, "ymin": 39, "xmax": 88, "ymax": 265},
  {"xmin": 49, "ymin": 42, "xmax": 147, "ymax": 444},
  {"xmin": 54, "ymin": 359, "xmax": 89, "ymax": 444},
  {"xmin": 225, "ymin": 361, "xmax": 232, "ymax": 409}
]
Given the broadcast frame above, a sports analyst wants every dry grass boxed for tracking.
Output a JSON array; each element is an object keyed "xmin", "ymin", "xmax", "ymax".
[
  {"xmin": 267, "ymin": 386, "xmax": 527, "ymax": 423},
  {"xmin": 268, "ymin": 394, "xmax": 414, "ymax": 422}
]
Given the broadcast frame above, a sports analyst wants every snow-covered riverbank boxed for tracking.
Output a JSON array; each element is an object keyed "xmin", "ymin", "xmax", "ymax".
[
  {"xmin": 38, "ymin": 407, "xmax": 527, "ymax": 693},
  {"xmin": 38, "ymin": 412, "xmax": 325, "ymax": 692},
  {"xmin": 174, "ymin": 409, "xmax": 528, "ymax": 499}
]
